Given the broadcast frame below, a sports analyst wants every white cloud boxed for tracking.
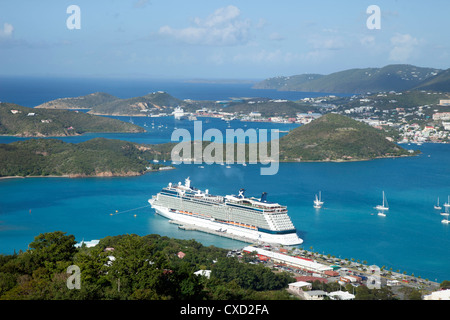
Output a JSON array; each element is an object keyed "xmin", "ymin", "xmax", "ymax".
[
  {"xmin": 202, "ymin": 5, "xmax": 240, "ymax": 27},
  {"xmin": 308, "ymin": 37, "xmax": 345, "ymax": 51},
  {"xmin": 133, "ymin": 0, "xmax": 150, "ymax": 8},
  {"xmin": 0, "ymin": 23, "xmax": 14, "ymax": 38},
  {"xmin": 233, "ymin": 49, "xmax": 304, "ymax": 65},
  {"xmin": 389, "ymin": 33, "xmax": 419, "ymax": 62},
  {"xmin": 268, "ymin": 32, "xmax": 284, "ymax": 41},
  {"xmin": 158, "ymin": 5, "xmax": 250, "ymax": 46},
  {"xmin": 360, "ymin": 35, "xmax": 376, "ymax": 47}
]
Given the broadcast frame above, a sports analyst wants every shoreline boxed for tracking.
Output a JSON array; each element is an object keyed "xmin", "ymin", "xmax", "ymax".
[{"xmin": 0, "ymin": 167, "xmax": 175, "ymax": 180}]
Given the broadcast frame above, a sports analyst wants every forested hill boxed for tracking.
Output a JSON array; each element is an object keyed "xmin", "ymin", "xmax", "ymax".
[
  {"xmin": 0, "ymin": 102, "xmax": 144, "ymax": 137},
  {"xmin": 0, "ymin": 231, "xmax": 295, "ymax": 300},
  {"xmin": 279, "ymin": 113, "xmax": 414, "ymax": 161},
  {"xmin": 0, "ymin": 138, "xmax": 168, "ymax": 178},
  {"xmin": 35, "ymin": 92, "xmax": 119, "ymax": 109},
  {"xmin": 35, "ymin": 91, "xmax": 185, "ymax": 116},
  {"xmin": 253, "ymin": 64, "xmax": 442, "ymax": 93}
]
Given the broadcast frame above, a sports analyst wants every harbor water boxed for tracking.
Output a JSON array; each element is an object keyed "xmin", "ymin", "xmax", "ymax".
[{"xmin": 0, "ymin": 78, "xmax": 449, "ymax": 282}]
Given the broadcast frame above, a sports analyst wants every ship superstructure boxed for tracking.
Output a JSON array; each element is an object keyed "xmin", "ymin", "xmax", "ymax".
[{"xmin": 148, "ymin": 177, "xmax": 303, "ymax": 245}]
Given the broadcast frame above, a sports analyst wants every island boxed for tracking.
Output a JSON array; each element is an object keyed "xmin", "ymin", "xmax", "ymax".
[
  {"xmin": 1, "ymin": 102, "xmax": 144, "ymax": 137},
  {"xmin": 278, "ymin": 113, "xmax": 416, "ymax": 161},
  {"xmin": 253, "ymin": 64, "xmax": 444, "ymax": 94},
  {"xmin": 0, "ymin": 112, "xmax": 414, "ymax": 179},
  {"xmin": 0, "ymin": 138, "xmax": 171, "ymax": 178},
  {"xmin": 35, "ymin": 91, "xmax": 189, "ymax": 117}
]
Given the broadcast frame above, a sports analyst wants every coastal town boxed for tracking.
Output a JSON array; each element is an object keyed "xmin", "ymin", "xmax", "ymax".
[
  {"xmin": 139, "ymin": 90, "xmax": 450, "ymax": 145},
  {"xmin": 75, "ymin": 235, "xmax": 449, "ymax": 301},
  {"xmin": 232, "ymin": 243, "xmax": 448, "ymax": 300}
]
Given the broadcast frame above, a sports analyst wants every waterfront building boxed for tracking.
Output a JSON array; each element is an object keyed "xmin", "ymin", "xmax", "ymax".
[
  {"xmin": 423, "ymin": 289, "xmax": 450, "ymax": 300},
  {"xmin": 243, "ymin": 246, "xmax": 333, "ymax": 274}
]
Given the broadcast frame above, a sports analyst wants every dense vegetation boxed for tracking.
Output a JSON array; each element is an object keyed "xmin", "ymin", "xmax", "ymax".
[
  {"xmin": 222, "ymin": 98, "xmax": 316, "ymax": 118},
  {"xmin": 143, "ymin": 114, "xmax": 415, "ymax": 163},
  {"xmin": 414, "ymin": 68, "xmax": 450, "ymax": 92},
  {"xmin": 279, "ymin": 113, "xmax": 414, "ymax": 161},
  {"xmin": 0, "ymin": 103, "xmax": 144, "ymax": 137},
  {"xmin": 253, "ymin": 64, "xmax": 443, "ymax": 93},
  {"xmin": 0, "ymin": 232, "xmax": 295, "ymax": 300},
  {"xmin": 35, "ymin": 92, "xmax": 119, "ymax": 109},
  {"xmin": 87, "ymin": 91, "xmax": 184, "ymax": 116},
  {"xmin": 0, "ymin": 138, "xmax": 165, "ymax": 177},
  {"xmin": 333, "ymin": 90, "xmax": 450, "ymax": 111},
  {"xmin": 0, "ymin": 113, "xmax": 415, "ymax": 179}
]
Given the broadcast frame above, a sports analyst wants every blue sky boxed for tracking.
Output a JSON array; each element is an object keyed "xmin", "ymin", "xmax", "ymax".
[{"xmin": 0, "ymin": 0, "xmax": 449, "ymax": 79}]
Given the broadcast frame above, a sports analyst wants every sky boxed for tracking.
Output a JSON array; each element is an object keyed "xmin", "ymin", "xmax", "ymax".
[{"xmin": 0, "ymin": 0, "xmax": 449, "ymax": 80}]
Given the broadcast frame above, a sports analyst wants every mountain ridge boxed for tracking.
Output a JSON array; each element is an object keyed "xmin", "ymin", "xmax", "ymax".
[{"xmin": 253, "ymin": 64, "xmax": 445, "ymax": 94}]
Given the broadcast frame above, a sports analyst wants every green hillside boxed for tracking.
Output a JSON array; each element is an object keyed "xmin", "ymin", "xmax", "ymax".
[
  {"xmin": 35, "ymin": 92, "xmax": 119, "ymax": 109},
  {"xmin": 253, "ymin": 74, "xmax": 323, "ymax": 90},
  {"xmin": 0, "ymin": 103, "xmax": 144, "ymax": 137},
  {"xmin": 147, "ymin": 114, "xmax": 414, "ymax": 163},
  {"xmin": 279, "ymin": 113, "xmax": 413, "ymax": 161},
  {"xmin": 223, "ymin": 98, "xmax": 316, "ymax": 117},
  {"xmin": 254, "ymin": 64, "xmax": 441, "ymax": 93},
  {"xmin": 88, "ymin": 91, "xmax": 184, "ymax": 116},
  {"xmin": 0, "ymin": 138, "xmax": 166, "ymax": 177},
  {"xmin": 414, "ymin": 68, "xmax": 450, "ymax": 92}
]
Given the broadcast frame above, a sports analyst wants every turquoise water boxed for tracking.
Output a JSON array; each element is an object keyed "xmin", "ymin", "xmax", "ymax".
[
  {"xmin": 1, "ymin": 142, "xmax": 449, "ymax": 282},
  {"xmin": 0, "ymin": 79, "xmax": 449, "ymax": 282},
  {"xmin": 0, "ymin": 115, "xmax": 299, "ymax": 145}
]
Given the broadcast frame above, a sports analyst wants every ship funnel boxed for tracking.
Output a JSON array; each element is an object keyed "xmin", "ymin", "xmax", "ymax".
[
  {"xmin": 238, "ymin": 188, "xmax": 245, "ymax": 199},
  {"xmin": 185, "ymin": 177, "xmax": 191, "ymax": 188},
  {"xmin": 261, "ymin": 192, "xmax": 268, "ymax": 202}
]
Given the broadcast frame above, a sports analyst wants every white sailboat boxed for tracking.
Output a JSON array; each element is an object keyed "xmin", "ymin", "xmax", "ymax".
[
  {"xmin": 442, "ymin": 217, "xmax": 450, "ymax": 224},
  {"xmin": 377, "ymin": 210, "xmax": 386, "ymax": 217},
  {"xmin": 441, "ymin": 206, "xmax": 450, "ymax": 224},
  {"xmin": 441, "ymin": 200, "xmax": 450, "ymax": 217},
  {"xmin": 444, "ymin": 195, "xmax": 450, "ymax": 208},
  {"xmin": 375, "ymin": 191, "xmax": 389, "ymax": 211},
  {"xmin": 434, "ymin": 197, "xmax": 442, "ymax": 210},
  {"xmin": 314, "ymin": 191, "xmax": 324, "ymax": 209}
]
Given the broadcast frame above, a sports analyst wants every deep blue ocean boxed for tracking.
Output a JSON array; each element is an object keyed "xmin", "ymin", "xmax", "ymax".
[{"xmin": 0, "ymin": 77, "xmax": 449, "ymax": 282}]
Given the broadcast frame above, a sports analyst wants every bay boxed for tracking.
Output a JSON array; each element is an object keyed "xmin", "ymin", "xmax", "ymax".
[
  {"xmin": 0, "ymin": 76, "xmax": 343, "ymax": 108},
  {"xmin": 1, "ymin": 143, "xmax": 449, "ymax": 282},
  {"xmin": 0, "ymin": 78, "xmax": 449, "ymax": 283}
]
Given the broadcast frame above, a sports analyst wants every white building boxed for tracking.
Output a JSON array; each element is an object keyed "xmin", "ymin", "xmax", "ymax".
[
  {"xmin": 249, "ymin": 112, "xmax": 262, "ymax": 118},
  {"xmin": 442, "ymin": 122, "xmax": 450, "ymax": 131},
  {"xmin": 194, "ymin": 270, "xmax": 211, "ymax": 279},
  {"xmin": 75, "ymin": 239, "xmax": 100, "ymax": 248},
  {"xmin": 433, "ymin": 112, "xmax": 450, "ymax": 121},
  {"xmin": 423, "ymin": 289, "xmax": 450, "ymax": 300},
  {"xmin": 243, "ymin": 246, "xmax": 333, "ymax": 274},
  {"xmin": 302, "ymin": 290, "xmax": 327, "ymax": 300},
  {"xmin": 288, "ymin": 281, "xmax": 312, "ymax": 296},
  {"xmin": 328, "ymin": 290, "xmax": 355, "ymax": 300}
]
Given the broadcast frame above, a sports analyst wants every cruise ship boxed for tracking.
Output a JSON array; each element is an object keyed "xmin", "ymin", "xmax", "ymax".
[{"xmin": 148, "ymin": 177, "xmax": 303, "ymax": 246}]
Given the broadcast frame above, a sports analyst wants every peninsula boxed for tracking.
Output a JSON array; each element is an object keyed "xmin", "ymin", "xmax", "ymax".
[
  {"xmin": 0, "ymin": 138, "xmax": 170, "ymax": 178},
  {"xmin": 146, "ymin": 114, "xmax": 416, "ymax": 163},
  {"xmin": 278, "ymin": 113, "xmax": 415, "ymax": 161},
  {"xmin": 1, "ymin": 102, "xmax": 144, "ymax": 137}
]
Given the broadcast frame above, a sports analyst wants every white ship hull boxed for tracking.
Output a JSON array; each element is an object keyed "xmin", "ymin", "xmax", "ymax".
[{"xmin": 149, "ymin": 199, "xmax": 303, "ymax": 246}]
